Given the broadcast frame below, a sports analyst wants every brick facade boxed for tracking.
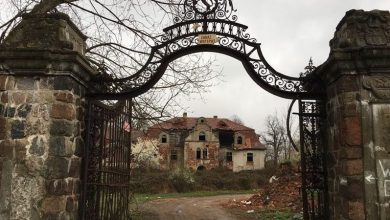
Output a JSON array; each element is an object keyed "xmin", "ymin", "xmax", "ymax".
[{"xmin": 147, "ymin": 115, "xmax": 266, "ymax": 171}]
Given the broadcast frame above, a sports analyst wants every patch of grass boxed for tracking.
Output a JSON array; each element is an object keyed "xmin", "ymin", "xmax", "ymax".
[
  {"xmin": 130, "ymin": 209, "xmax": 159, "ymax": 220},
  {"xmin": 134, "ymin": 190, "xmax": 254, "ymax": 203},
  {"xmin": 228, "ymin": 208, "xmax": 301, "ymax": 220}
]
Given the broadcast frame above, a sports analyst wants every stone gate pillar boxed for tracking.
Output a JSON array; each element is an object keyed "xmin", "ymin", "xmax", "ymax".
[
  {"xmin": 315, "ymin": 10, "xmax": 390, "ymax": 220},
  {"xmin": 0, "ymin": 14, "xmax": 96, "ymax": 219}
]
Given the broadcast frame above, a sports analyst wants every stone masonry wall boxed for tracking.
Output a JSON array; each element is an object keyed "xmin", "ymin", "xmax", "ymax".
[
  {"xmin": 316, "ymin": 9, "xmax": 390, "ymax": 220},
  {"xmin": 0, "ymin": 74, "xmax": 85, "ymax": 219}
]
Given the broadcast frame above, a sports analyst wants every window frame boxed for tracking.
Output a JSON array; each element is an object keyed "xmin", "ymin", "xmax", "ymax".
[
  {"xmin": 161, "ymin": 134, "xmax": 168, "ymax": 143},
  {"xmin": 202, "ymin": 148, "xmax": 208, "ymax": 159},
  {"xmin": 247, "ymin": 152, "xmax": 253, "ymax": 162},
  {"xmin": 170, "ymin": 149, "xmax": 178, "ymax": 160},
  {"xmin": 237, "ymin": 136, "xmax": 243, "ymax": 144},
  {"xmin": 199, "ymin": 131, "xmax": 206, "ymax": 141},
  {"xmin": 226, "ymin": 152, "xmax": 233, "ymax": 162},
  {"xmin": 196, "ymin": 148, "xmax": 202, "ymax": 160}
]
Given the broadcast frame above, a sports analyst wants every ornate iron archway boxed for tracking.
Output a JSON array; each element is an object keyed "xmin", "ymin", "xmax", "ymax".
[
  {"xmin": 82, "ymin": 1, "xmax": 328, "ymax": 219},
  {"xmin": 89, "ymin": 0, "xmax": 323, "ymax": 100}
]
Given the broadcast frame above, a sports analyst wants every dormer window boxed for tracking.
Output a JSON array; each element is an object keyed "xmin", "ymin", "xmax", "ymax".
[
  {"xmin": 199, "ymin": 132, "xmax": 206, "ymax": 141},
  {"xmin": 161, "ymin": 134, "xmax": 167, "ymax": 143},
  {"xmin": 237, "ymin": 136, "xmax": 243, "ymax": 144}
]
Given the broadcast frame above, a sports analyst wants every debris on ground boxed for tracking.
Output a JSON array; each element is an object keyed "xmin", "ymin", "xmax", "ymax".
[{"xmin": 223, "ymin": 165, "xmax": 302, "ymax": 212}]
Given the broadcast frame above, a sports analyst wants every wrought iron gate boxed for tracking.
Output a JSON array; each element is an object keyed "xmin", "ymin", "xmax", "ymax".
[
  {"xmin": 298, "ymin": 100, "xmax": 328, "ymax": 220},
  {"xmin": 80, "ymin": 100, "xmax": 132, "ymax": 220}
]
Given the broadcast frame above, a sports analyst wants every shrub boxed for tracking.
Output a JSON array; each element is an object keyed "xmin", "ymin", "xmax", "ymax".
[{"xmin": 168, "ymin": 169, "xmax": 195, "ymax": 193}]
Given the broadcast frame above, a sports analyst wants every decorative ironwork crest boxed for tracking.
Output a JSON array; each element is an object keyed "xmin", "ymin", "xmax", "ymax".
[{"xmin": 176, "ymin": 0, "xmax": 237, "ymax": 22}]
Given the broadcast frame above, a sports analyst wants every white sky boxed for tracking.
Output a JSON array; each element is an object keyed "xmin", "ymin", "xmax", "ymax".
[{"xmin": 178, "ymin": 0, "xmax": 390, "ymax": 134}]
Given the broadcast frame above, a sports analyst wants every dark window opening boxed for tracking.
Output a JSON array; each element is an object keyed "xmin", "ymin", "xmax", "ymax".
[
  {"xmin": 196, "ymin": 148, "xmax": 201, "ymax": 160},
  {"xmin": 199, "ymin": 132, "xmax": 206, "ymax": 141},
  {"xmin": 171, "ymin": 150, "xmax": 177, "ymax": 160},
  {"xmin": 247, "ymin": 153, "xmax": 253, "ymax": 162},
  {"xmin": 237, "ymin": 136, "xmax": 243, "ymax": 144},
  {"xmin": 226, "ymin": 152, "xmax": 232, "ymax": 162},
  {"xmin": 203, "ymin": 148, "xmax": 208, "ymax": 159},
  {"xmin": 161, "ymin": 134, "xmax": 167, "ymax": 143},
  {"xmin": 197, "ymin": 165, "xmax": 206, "ymax": 171},
  {"xmin": 219, "ymin": 131, "xmax": 234, "ymax": 148}
]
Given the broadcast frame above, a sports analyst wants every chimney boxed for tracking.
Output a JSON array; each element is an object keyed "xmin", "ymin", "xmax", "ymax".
[
  {"xmin": 213, "ymin": 115, "xmax": 218, "ymax": 119},
  {"xmin": 183, "ymin": 112, "xmax": 187, "ymax": 118}
]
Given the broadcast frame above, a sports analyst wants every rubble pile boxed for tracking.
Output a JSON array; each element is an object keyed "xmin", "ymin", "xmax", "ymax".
[{"xmin": 224, "ymin": 166, "xmax": 303, "ymax": 212}]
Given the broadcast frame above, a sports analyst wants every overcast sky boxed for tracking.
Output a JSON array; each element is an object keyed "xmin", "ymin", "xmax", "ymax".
[{"xmin": 177, "ymin": 0, "xmax": 390, "ymax": 134}]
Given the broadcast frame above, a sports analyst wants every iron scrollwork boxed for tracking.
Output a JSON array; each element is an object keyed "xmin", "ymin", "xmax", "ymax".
[
  {"xmin": 299, "ymin": 100, "xmax": 328, "ymax": 220},
  {"xmin": 90, "ymin": 0, "xmax": 320, "ymax": 100}
]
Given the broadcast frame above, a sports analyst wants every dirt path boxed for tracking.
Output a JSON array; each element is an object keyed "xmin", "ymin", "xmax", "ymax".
[{"xmin": 139, "ymin": 194, "xmax": 253, "ymax": 220}]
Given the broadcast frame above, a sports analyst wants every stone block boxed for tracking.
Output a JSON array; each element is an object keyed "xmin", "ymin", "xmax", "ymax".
[
  {"xmin": 41, "ymin": 196, "xmax": 67, "ymax": 214},
  {"xmin": 53, "ymin": 76, "xmax": 80, "ymax": 94},
  {"xmin": 66, "ymin": 196, "xmax": 76, "ymax": 212},
  {"xmin": 11, "ymin": 120, "xmax": 25, "ymax": 139},
  {"xmin": 33, "ymin": 91, "xmax": 55, "ymax": 104},
  {"xmin": 0, "ymin": 140, "xmax": 14, "ymax": 158},
  {"xmin": 15, "ymin": 139, "xmax": 28, "ymax": 163},
  {"xmin": 348, "ymin": 201, "xmax": 365, "ymax": 220},
  {"xmin": 15, "ymin": 77, "xmax": 36, "ymax": 90},
  {"xmin": 73, "ymin": 137, "xmax": 84, "ymax": 157},
  {"xmin": 45, "ymin": 157, "xmax": 69, "ymax": 179},
  {"xmin": 49, "ymin": 137, "xmax": 73, "ymax": 157},
  {"xmin": 339, "ymin": 177, "xmax": 364, "ymax": 200},
  {"xmin": 341, "ymin": 102, "xmax": 360, "ymax": 117},
  {"xmin": 336, "ymin": 76, "xmax": 359, "ymax": 93},
  {"xmin": 54, "ymin": 92, "xmax": 74, "ymax": 103},
  {"xmin": 0, "ymin": 75, "xmax": 7, "ymax": 91},
  {"xmin": 50, "ymin": 103, "xmax": 75, "ymax": 121},
  {"xmin": 46, "ymin": 179, "xmax": 73, "ymax": 195},
  {"xmin": 50, "ymin": 120, "xmax": 74, "ymax": 137},
  {"xmin": 341, "ymin": 159, "xmax": 363, "ymax": 176},
  {"xmin": 5, "ymin": 106, "xmax": 16, "ymax": 118},
  {"xmin": 29, "ymin": 136, "xmax": 46, "ymax": 156},
  {"xmin": 17, "ymin": 104, "xmax": 32, "ymax": 118},
  {"xmin": 0, "ymin": 103, "xmax": 4, "ymax": 116},
  {"xmin": 1, "ymin": 92, "xmax": 8, "ymax": 103},
  {"xmin": 340, "ymin": 117, "xmax": 362, "ymax": 146},
  {"xmin": 340, "ymin": 147, "xmax": 362, "ymax": 159},
  {"xmin": 11, "ymin": 92, "xmax": 27, "ymax": 105},
  {"xmin": 68, "ymin": 157, "xmax": 81, "ymax": 178},
  {"xmin": 38, "ymin": 77, "xmax": 54, "ymax": 90},
  {"xmin": 0, "ymin": 117, "xmax": 6, "ymax": 139}
]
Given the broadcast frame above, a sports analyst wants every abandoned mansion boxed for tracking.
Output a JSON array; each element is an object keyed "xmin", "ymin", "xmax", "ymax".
[{"xmin": 146, "ymin": 113, "xmax": 266, "ymax": 172}]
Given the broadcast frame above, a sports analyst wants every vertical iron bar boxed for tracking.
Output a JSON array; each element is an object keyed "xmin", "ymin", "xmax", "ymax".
[{"xmin": 299, "ymin": 100, "xmax": 309, "ymax": 220}]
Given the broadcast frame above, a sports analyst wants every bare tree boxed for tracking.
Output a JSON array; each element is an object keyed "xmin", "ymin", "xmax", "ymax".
[
  {"xmin": 262, "ymin": 110, "xmax": 299, "ymax": 167},
  {"xmin": 0, "ymin": 0, "xmax": 221, "ymax": 126},
  {"xmin": 230, "ymin": 114, "xmax": 244, "ymax": 125}
]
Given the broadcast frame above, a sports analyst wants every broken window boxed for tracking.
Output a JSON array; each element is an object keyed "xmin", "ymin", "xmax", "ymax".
[
  {"xmin": 237, "ymin": 136, "xmax": 243, "ymax": 144},
  {"xmin": 247, "ymin": 153, "xmax": 253, "ymax": 162},
  {"xmin": 196, "ymin": 148, "xmax": 201, "ymax": 160},
  {"xmin": 199, "ymin": 132, "xmax": 206, "ymax": 141},
  {"xmin": 226, "ymin": 152, "xmax": 232, "ymax": 161},
  {"xmin": 219, "ymin": 130, "xmax": 234, "ymax": 147},
  {"xmin": 171, "ymin": 150, "xmax": 177, "ymax": 160},
  {"xmin": 203, "ymin": 148, "xmax": 208, "ymax": 159},
  {"xmin": 161, "ymin": 134, "xmax": 167, "ymax": 143}
]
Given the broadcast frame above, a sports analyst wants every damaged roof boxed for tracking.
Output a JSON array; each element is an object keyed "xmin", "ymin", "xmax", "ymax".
[{"xmin": 149, "ymin": 116, "xmax": 255, "ymax": 131}]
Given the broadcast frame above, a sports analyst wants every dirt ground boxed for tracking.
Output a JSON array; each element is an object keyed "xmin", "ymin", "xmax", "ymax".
[{"xmin": 139, "ymin": 194, "xmax": 253, "ymax": 220}]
